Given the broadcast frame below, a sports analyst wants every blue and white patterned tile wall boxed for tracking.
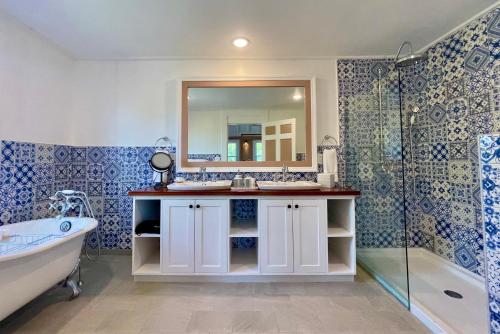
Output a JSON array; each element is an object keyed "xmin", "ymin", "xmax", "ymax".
[
  {"xmin": 403, "ymin": 7, "xmax": 500, "ymax": 276},
  {"xmin": 1, "ymin": 140, "xmax": 328, "ymax": 249},
  {"xmin": 338, "ymin": 7, "xmax": 500, "ymax": 278},
  {"xmin": 0, "ymin": 141, "xmax": 157, "ymax": 249},
  {"xmin": 479, "ymin": 134, "xmax": 500, "ymax": 334},
  {"xmin": 338, "ymin": 58, "xmax": 407, "ymax": 250}
]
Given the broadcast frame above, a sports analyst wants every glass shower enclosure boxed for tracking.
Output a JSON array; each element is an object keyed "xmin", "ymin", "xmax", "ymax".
[
  {"xmin": 339, "ymin": 59, "xmax": 410, "ymax": 307},
  {"xmin": 339, "ymin": 48, "xmax": 491, "ymax": 332}
]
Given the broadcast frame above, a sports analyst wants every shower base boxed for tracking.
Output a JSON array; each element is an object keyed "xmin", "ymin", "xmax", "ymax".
[{"xmin": 358, "ymin": 247, "xmax": 488, "ymax": 334}]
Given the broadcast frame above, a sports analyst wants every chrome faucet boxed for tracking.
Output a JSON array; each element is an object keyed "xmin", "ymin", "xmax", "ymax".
[
  {"xmin": 49, "ymin": 190, "xmax": 101, "ymax": 261},
  {"xmin": 281, "ymin": 165, "xmax": 289, "ymax": 182},
  {"xmin": 49, "ymin": 190, "xmax": 92, "ymax": 219},
  {"xmin": 199, "ymin": 167, "xmax": 207, "ymax": 182},
  {"xmin": 49, "ymin": 195, "xmax": 78, "ymax": 219}
]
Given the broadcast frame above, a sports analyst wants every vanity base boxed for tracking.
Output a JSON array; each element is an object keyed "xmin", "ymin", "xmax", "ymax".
[
  {"xmin": 134, "ymin": 274, "xmax": 354, "ymax": 283},
  {"xmin": 130, "ymin": 192, "xmax": 360, "ymax": 282}
]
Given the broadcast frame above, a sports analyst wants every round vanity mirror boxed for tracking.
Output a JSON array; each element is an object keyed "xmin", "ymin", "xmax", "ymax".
[
  {"xmin": 149, "ymin": 136, "xmax": 174, "ymax": 189},
  {"xmin": 149, "ymin": 151, "xmax": 173, "ymax": 172},
  {"xmin": 149, "ymin": 151, "xmax": 173, "ymax": 189}
]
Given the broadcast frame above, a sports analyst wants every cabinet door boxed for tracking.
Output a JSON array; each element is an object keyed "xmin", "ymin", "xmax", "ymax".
[
  {"xmin": 194, "ymin": 199, "xmax": 229, "ymax": 273},
  {"xmin": 293, "ymin": 199, "xmax": 327, "ymax": 273},
  {"xmin": 259, "ymin": 199, "xmax": 294, "ymax": 273},
  {"xmin": 162, "ymin": 200, "xmax": 195, "ymax": 273}
]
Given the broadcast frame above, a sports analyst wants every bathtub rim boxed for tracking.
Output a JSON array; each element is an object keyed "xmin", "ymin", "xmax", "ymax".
[{"xmin": 0, "ymin": 217, "xmax": 97, "ymax": 263}]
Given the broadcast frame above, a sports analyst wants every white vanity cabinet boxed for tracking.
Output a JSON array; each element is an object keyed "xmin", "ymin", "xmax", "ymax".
[
  {"xmin": 194, "ymin": 199, "xmax": 228, "ymax": 273},
  {"xmin": 162, "ymin": 200, "xmax": 195, "ymax": 273},
  {"xmin": 130, "ymin": 190, "xmax": 358, "ymax": 282},
  {"xmin": 162, "ymin": 199, "xmax": 228, "ymax": 273},
  {"xmin": 259, "ymin": 200, "xmax": 294, "ymax": 273},
  {"xmin": 292, "ymin": 199, "xmax": 327, "ymax": 273},
  {"xmin": 259, "ymin": 199, "xmax": 327, "ymax": 274}
]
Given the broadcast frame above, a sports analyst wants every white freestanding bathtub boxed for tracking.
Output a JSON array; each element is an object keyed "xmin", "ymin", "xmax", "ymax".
[{"xmin": 0, "ymin": 217, "xmax": 97, "ymax": 321}]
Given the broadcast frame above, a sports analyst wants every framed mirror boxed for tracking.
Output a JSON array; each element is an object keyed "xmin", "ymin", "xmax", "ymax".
[{"xmin": 179, "ymin": 79, "xmax": 316, "ymax": 171}]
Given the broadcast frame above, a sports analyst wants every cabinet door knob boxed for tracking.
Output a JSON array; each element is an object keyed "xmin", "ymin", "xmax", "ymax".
[
  {"xmin": 196, "ymin": 204, "xmax": 201, "ymax": 208},
  {"xmin": 295, "ymin": 204, "xmax": 299, "ymax": 209},
  {"xmin": 287, "ymin": 204, "xmax": 292, "ymax": 209},
  {"xmin": 189, "ymin": 204, "xmax": 193, "ymax": 209}
]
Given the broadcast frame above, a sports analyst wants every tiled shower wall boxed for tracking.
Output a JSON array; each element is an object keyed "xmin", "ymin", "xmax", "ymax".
[
  {"xmin": 479, "ymin": 134, "xmax": 500, "ymax": 334},
  {"xmin": 403, "ymin": 7, "xmax": 499, "ymax": 277},
  {"xmin": 339, "ymin": 7, "xmax": 500, "ymax": 277},
  {"xmin": 1, "ymin": 140, "xmax": 330, "ymax": 249}
]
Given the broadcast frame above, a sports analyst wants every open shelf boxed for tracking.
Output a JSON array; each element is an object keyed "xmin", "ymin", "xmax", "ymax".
[
  {"xmin": 134, "ymin": 233, "xmax": 161, "ymax": 238},
  {"xmin": 134, "ymin": 199, "xmax": 161, "ymax": 237},
  {"xmin": 230, "ymin": 199, "xmax": 258, "ymax": 238},
  {"xmin": 133, "ymin": 237, "xmax": 161, "ymax": 275},
  {"xmin": 229, "ymin": 237, "xmax": 258, "ymax": 274},
  {"xmin": 135, "ymin": 252, "xmax": 161, "ymax": 275},
  {"xmin": 229, "ymin": 219, "xmax": 258, "ymax": 237},
  {"xmin": 327, "ymin": 227, "xmax": 353, "ymax": 237},
  {"xmin": 328, "ymin": 254, "xmax": 352, "ymax": 274},
  {"xmin": 327, "ymin": 199, "xmax": 354, "ymax": 237},
  {"xmin": 328, "ymin": 237, "xmax": 354, "ymax": 275},
  {"xmin": 230, "ymin": 248, "xmax": 258, "ymax": 274}
]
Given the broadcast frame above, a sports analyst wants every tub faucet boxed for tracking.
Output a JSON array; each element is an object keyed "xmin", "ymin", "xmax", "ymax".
[
  {"xmin": 49, "ymin": 197, "xmax": 77, "ymax": 219},
  {"xmin": 49, "ymin": 190, "xmax": 101, "ymax": 260}
]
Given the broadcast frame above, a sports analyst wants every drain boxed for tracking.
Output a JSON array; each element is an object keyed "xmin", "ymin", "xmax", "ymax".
[{"xmin": 444, "ymin": 290, "xmax": 463, "ymax": 299}]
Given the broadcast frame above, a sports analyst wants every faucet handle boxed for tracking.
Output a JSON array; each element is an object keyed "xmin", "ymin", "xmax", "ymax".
[{"xmin": 48, "ymin": 202, "xmax": 58, "ymax": 212}]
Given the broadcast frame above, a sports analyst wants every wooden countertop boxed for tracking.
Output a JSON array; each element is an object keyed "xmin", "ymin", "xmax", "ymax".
[{"xmin": 128, "ymin": 187, "xmax": 361, "ymax": 197}]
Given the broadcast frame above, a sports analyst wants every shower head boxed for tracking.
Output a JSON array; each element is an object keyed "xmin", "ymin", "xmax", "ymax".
[{"xmin": 395, "ymin": 41, "xmax": 427, "ymax": 68}]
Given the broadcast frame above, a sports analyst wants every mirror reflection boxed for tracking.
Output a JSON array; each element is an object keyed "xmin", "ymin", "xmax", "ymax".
[{"xmin": 187, "ymin": 87, "xmax": 306, "ymax": 162}]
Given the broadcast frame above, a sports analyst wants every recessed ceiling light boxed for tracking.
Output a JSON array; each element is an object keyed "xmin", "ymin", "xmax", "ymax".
[
  {"xmin": 232, "ymin": 38, "xmax": 249, "ymax": 48},
  {"xmin": 292, "ymin": 93, "xmax": 303, "ymax": 101}
]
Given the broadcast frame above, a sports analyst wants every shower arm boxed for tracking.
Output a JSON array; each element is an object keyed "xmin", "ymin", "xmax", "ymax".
[{"xmin": 395, "ymin": 41, "xmax": 412, "ymax": 64}]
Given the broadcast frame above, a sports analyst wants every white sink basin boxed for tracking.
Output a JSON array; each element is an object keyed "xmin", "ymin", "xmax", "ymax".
[
  {"xmin": 257, "ymin": 181, "xmax": 322, "ymax": 190},
  {"xmin": 168, "ymin": 180, "xmax": 232, "ymax": 190}
]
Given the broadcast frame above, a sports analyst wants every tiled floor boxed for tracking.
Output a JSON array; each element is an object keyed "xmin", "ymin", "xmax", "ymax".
[{"xmin": 0, "ymin": 255, "xmax": 430, "ymax": 334}]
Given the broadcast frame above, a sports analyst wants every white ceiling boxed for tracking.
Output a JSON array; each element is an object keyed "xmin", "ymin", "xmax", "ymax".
[{"xmin": 0, "ymin": 0, "xmax": 496, "ymax": 59}]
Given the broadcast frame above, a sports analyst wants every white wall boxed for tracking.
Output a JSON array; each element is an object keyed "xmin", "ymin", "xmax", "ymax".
[
  {"xmin": 71, "ymin": 59, "xmax": 339, "ymax": 147},
  {"xmin": 0, "ymin": 11, "xmax": 74, "ymax": 144},
  {"xmin": 0, "ymin": 10, "xmax": 340, "ymax": 148}
]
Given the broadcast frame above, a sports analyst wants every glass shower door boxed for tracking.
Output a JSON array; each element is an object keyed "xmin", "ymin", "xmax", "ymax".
[{"xmin": 338, "ymin": 59, "xmax": 409, "ymax": 307}]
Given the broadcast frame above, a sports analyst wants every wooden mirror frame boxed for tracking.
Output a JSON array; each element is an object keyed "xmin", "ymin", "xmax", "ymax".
[{"xmin": 179, "ymin": 79, "xmax": 316, "ymax": 172}]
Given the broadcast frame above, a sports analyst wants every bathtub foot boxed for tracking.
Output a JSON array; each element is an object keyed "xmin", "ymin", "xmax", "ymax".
[
  {"xmin": 77, "ymin": 263, "xmax": 84, "ymax": 287},
  {"xmin": 66, "ymin": 279, "xmax": 81, "ymax": 300},
  {"xmin": 64, "ymin": 259, "xmax": 82, "ymax": 300}
]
